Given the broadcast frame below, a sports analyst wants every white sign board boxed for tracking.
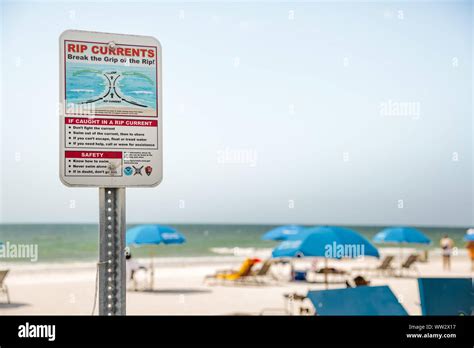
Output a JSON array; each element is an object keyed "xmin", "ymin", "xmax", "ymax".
[{"xmin": 59, "ymin": 30, "xmax": 162, "ymax": 187}]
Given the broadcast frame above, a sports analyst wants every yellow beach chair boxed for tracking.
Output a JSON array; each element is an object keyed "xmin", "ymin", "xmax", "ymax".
[{"xmin": 204, "ymin": 258, "xmax": 258, "ymax": 284}]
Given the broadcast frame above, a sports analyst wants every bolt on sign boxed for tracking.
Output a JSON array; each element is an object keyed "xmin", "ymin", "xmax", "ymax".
[{"xmin": 59, "ymin": 30, "xmax": 162, "ymax": 187}]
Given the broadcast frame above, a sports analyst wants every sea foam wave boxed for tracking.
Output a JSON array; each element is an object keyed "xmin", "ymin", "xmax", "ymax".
[
  {"xmin": 70, "ymin": 89, "xmax": 95, "ymax": 93},
  {"xmin": 210, "ymin": 247, "xmax": 272, "ymax": 257},
  {"xmin": 130, "ymin": 91, "xmax": 153, "ymax": 94}
]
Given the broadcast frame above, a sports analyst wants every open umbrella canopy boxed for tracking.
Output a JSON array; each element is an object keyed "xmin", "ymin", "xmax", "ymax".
[
  {"xmin": 373, "ymin": 227, "xmax": 431, "ymax": 245},
  {"xmin": 126, "ymin": 225, "xmax": 186, "ymax": 246},
  {"xmin": 272, "ymin": 226, "xmax": 379, "ymax": 259},
  {"xmin": 307, "ymin": 286, "xmax": 408, "ymax": 316},
  {"xmin": 464, "ymin": 228, "xmax": 474, "ymax": 241},
  {"xmin": 261, "ymin": 225, "xmax": 306, "ymax": 241}
]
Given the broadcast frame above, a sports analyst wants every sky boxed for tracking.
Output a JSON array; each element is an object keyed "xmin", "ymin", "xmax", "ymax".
[{"xmin": 0, "ymin": 1, "xmax": 473, "ymax": 226}]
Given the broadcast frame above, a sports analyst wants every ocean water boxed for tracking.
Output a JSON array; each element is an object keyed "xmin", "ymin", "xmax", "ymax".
[
  {"xmin": 66, "ymin": 63, "xmax": 156, "ymax": 108},
  {"xmin": 0, "ymin": 224, "xmax": 468, "ymax": 263}
]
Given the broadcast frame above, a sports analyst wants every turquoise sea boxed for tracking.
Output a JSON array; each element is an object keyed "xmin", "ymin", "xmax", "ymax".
[
  {"xmin": 66, "ymin": 63, "xmax": 156, "ymax": 108},
  {"xmin": 0, "ymin": 224, "xmax": 469, "ymax": 263}
]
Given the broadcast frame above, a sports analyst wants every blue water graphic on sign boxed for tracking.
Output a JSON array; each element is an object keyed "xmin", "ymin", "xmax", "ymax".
[{"xmin": 66, "ymin": 63, "xmax": 157, "ymax": 109}]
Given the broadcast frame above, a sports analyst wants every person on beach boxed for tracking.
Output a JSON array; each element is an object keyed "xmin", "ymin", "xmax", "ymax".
[
  {"xmin": 466, "ymin": 240, "xmax": 474, "ymax": 272},
  {"xmin": 440, "ymin": 235, "xmax": 454, "ymax": 271}
]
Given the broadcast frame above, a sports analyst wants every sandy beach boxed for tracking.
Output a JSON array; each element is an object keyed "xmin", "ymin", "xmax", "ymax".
[{"xmin": 1, "ymin": 250, "xmax": 471, "ymax": 316}]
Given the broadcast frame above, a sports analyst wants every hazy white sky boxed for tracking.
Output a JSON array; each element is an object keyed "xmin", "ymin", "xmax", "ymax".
[{"xmin": 0, "ymin": 1, "xmax": 473, "ymax": 226}]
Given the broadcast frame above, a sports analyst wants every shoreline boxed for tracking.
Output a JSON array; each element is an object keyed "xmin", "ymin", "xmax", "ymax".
[
  {"xmin": 0, "ymin": 246, "xmax": 469, "ymax": 265},
  {"xmin": 0, "ymin": 248, "xmax": 470, "ymax": 272}
]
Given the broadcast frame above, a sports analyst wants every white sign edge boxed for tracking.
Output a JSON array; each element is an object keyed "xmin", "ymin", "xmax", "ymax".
[{"xmin": 58, "ymin": 29, "xmax": 163, "ymax": 188}]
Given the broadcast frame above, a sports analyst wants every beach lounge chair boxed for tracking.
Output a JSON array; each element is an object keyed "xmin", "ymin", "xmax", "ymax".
[
  {"xmin": 128, "ymin": 266, "xmax": 149, "ymax": 291},
  {"xmin": 418, "ymin": 278, "xmax": 474, "ymax": 315},
  {"xmin": 399, "ymin": 254, "xmax": 419, "ymax": 276},
  {"xmin": 352, "ymin": 255, "xmax": 395, "ymax": 276},
  {"xmin": 0, "ymin": 270, "xmax": 10, "ymax": 304},
  {"xmin": 244, "ymin": 259, "xmax": 278, "ymax": 285},
  {"xmin": 253, "ymin": 259, "xmax": 272, "ymax": 276},
  {"xmin": 261, "ymin": 291, "xmax": 314, "ymax": 315},
  {"xmin": 204, "ymin": 258, "xmax": 258, "ymax": 284},
  {"xmin": 375, "ymin": 255, "xmax": 396, "ymax": 275},
  {"xmin": 281, "ymin": 292, "xmax": 312, "ymax": 315},
  {"xmin": 307, "ymin": 285, "xmax": 408, "ymax": 315}
]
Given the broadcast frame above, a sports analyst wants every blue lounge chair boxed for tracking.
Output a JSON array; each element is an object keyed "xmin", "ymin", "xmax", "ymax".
[
  {"xmin": 307, "ymin": 285, "xmax": 408, "ymax": 315},
  {"xmin": 418, "ymin": 278, "xmax": 473, "ymax": 316}
]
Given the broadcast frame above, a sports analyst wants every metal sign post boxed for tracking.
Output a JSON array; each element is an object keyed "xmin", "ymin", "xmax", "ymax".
[
  {"xmin": 59, "ymin": 30, "xmax": 163, "ymax": 316},
  {"xmin": 98, "ymin": 188, "xmax": 126, "ymax": 315}
]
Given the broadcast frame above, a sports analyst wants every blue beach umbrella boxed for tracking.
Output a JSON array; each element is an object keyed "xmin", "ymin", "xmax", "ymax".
[
  {"xmin": 272, "ymin": 226, "xmax": 379, "ymax": 288},
  {"xmin": 373, "ymin": 227, "xmax": 431, "ymax": 270},
  {"xmin": 126, "ymin": 225, "xmax": 186, "ymax": 289},
  {"xmin": 272, "ymin": 226, "xmax": 379, "ymax": 259},
  {"xmin": 261, "ymin": 225, "xmax": 306, "ymax": 241},
  {"xmin": 373, "ymin": 227, "xmax": 431, "ymax": 245},
  {"xmin": 126, "ymin": 225, "xmax": 186, "ymax": 246},
  {"xmin": 464, "ymin": 228, "xmax": 474, "ymax": 241}
]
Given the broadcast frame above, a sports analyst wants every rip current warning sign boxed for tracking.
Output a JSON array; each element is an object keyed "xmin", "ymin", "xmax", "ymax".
[{"xmin": 59, "ymin": 30, "xmax": 162, "ymax": 187}]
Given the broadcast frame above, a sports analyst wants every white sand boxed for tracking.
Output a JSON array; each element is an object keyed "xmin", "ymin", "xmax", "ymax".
[{"xmin": 0, "ymin": 253, "xmax": 472, "ymax": 315}]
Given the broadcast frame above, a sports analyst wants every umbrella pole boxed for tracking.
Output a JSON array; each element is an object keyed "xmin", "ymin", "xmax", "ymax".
[
  {"xmin": 150, "ymin": 250, "xmax": 154, "ymax": 290},
  {"xmin": 324, "ymin": 258, "xmax": 328, "ymax": 289},
  {"xmin": 290, "ymin": 259, "xmax": 294, "ymax": 281},
  {"xmin": 399, "ymin": 246, "xmax": 403, "ymax": 276}
]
